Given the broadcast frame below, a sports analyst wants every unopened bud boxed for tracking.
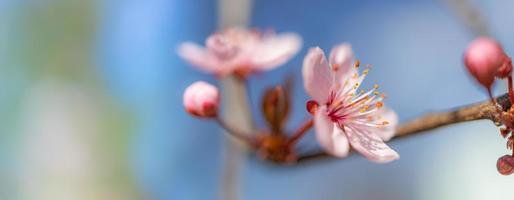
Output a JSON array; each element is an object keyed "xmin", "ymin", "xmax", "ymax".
[
  {"xmin": 464, "ymin": 37, "xmax": 506, "ymax": 88},
  {"xmin": 261, "ymin": 86, "xmax": 290, "ymax": 132},
  {"xmin": 497, "ymin": 155, "xmax": 514, "ymax": 175},
  {"xmin": 183, "ymin": 81, "xmax": 220, "ymax": 118}
]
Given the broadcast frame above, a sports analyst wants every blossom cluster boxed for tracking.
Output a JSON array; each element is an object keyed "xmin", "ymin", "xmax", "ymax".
[
  {"xmin": 179, "ymin": 27, "xmax": 514, "ymax": 175},
  {"xmin": 179, "ymin": 27, "xmax": 399, "ymax": 164}
]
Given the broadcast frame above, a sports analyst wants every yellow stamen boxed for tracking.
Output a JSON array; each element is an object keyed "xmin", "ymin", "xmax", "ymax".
[{"xmin": 360, "ymin": 105, "xmax": 369, "ymax": 113}]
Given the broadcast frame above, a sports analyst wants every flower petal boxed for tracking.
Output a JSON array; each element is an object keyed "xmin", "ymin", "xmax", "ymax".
[
  {"xmin": 314, "ymin": 106, "xmax": 334, "ymax": 151},
  {"xmin": 331, "ymin": 128, "xmax": 351, "ymax": 157},
  {"xmin": 178, "ymin": 42, "xmax": 220, "ymax": 73},
  {"xmin": 314, "ymin": 106, "xmax": 351, "ymax": 157},
  {"xmin": 252, "ymin": 33, "xmax": 302, "ymax": 70},
  {"xmin": 302, "ymin": 47, "xmax": 333, "ymax": 102},
  {"xmin": 329, "ymin": 43, "xmax": 354, "ymax": 80},
  {"xmin": 375, "ymin": 107, "xmax": 399, "ymax": 141},
  {"xmin": 345, "ymin": 125, "xmax": 399, "ymax": 163}
]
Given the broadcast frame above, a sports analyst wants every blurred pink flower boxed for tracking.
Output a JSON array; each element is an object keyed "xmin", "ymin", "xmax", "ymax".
[
  {"xmin": 302, "ymin": 45, "xmax": 399, "ymax": 163},
  {"xmin": 183, "ymin": 81, "xmax": 220, "ymax": 118},
  {"xmin": 178, "ymin": 27, "xmax": 302, "ymax": 77},
  {"xmin": 464, "ymin": 37, "xmax": 508, "ymax": 88}
]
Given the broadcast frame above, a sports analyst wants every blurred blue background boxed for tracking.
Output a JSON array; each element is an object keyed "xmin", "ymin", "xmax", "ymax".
[{"xmin": 2, "ymin": 0, "xmax": 514, "ymax": 199}]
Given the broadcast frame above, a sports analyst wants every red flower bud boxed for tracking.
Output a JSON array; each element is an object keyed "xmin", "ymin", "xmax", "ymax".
[
  {"xmin": 497, "ymin": 155, "xmax": 514, "ymax": 175},
  {"xmin": 261, "ymin": 86, "xmax": 290, "ymax": 132}
]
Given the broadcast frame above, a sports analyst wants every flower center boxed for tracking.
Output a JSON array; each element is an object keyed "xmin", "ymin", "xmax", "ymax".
[
  {"xmin": 324, "ymin": 68, "xmax": 386, "ymax": 130},
  {"xmin": 207, "ymin": 34, "xmax": 239, "ymax": 60}
]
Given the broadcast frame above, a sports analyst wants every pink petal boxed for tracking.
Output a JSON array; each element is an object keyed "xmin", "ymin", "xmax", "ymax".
[
  {"xmin": 314, "ymin": 106, "xmax": 333, "ymax": 150},
  {"xmin": 314, "ymin": 106, "xmax": 351, "ymax": 157},
  {"xmin": 329, "ymin": 43, "xmax": 354, "ymax": 80},
  {"xmin": 337, "ymin": 66, "xmax": 359, "ymax": 90},
  {"xmin": 345, "ymin": 125, "xmax": 399, "ymax": 163},
  {"xmin": 302, "ymin": 47, "xmax": 333, "ymax": 102},
  {"xmin": 252, "ymin": 33, "xmax": 302, "ymax": 70},
  {"xmin": 331, "ymin": 128, "xmax": 351, "ymax": 157},
  {"xmin": 178, "ymin": 42, "xmax": 220, "ymax": 73},
  {"xmin": 375, "ymin": 107, "xmax": 399, "ymax": 141}
]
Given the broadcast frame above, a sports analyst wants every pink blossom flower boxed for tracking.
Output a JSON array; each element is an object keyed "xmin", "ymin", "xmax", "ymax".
[
  {"xmin": 302, "ymin": 45, "xmax": 399, "ymax": 163},
  {"xmin": 178, "ymin": 27, "xmax": 302, "ymax": 77},
  {"xmin": 183, "ymin": 81, "xmax": 220, "ymax": 118},
  {"xmin": 464, "ymin": 37, "xmax": 508, "ymax": 88}
]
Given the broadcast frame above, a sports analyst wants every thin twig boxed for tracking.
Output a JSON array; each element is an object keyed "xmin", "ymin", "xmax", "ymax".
[
  {"xmin": 215, "ymin": 116, "xmax": 256, "ymax": 147},
  {"xmin": 286, "ymin": 119, "xmax": 314, "ymax": 146},
  {"xmin": 296, "ymin": 93, "xmax": 511, "ymax": 163},
  {"xmin": 442, "ymin": 0, "xmax": 490, "ymax": 36}
]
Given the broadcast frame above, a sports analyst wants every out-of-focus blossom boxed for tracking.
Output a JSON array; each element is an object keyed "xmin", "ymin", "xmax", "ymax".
[
  {"xmin": 464, "ymin": 37, "xmax": 508, "ymax": 88},
  {"xmin": 183, "ymin": 81, "xmax": 220, "ymax": 118},
  {"xmin": 178, "ymin": 27, "xmax": 302, "ymax": 78},
  {"xmin": 302, "ymin": 45, "xmax": 399, "ymax": 163}
]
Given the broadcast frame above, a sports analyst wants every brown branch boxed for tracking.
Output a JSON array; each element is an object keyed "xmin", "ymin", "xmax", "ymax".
[
  {"xmin": 296, "ymin": 93, "xmax": 511, "ymax": 164},
  {"xmin": 215, "ymin": 117, "xmax": 257, "ymax": 147},
  {"xmin": 443, "ymin": 0, "xmax": 490, "ymax": 36}
]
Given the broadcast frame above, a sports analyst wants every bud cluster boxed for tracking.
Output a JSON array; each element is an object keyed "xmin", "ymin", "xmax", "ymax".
[{"xmin": 464, "ymin": 37, "xmax": 514, "ymax": 175}]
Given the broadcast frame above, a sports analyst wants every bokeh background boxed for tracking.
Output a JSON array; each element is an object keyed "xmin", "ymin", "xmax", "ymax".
[{"xmin": 2, "ymin": 0, "xmax": 514, "ymax": 199}]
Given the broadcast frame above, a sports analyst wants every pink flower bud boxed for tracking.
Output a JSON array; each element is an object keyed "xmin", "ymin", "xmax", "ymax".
[
  {"xmin": 183, "ymin": 81, "xmax": 220, "ymax": 118},
  {"xmin": 497, "ymin": 155, "xmax": 514, "ymax": 175},
  {"xmin": 464, "ymin": 37, "xmax": 506, "ymax": 88}
]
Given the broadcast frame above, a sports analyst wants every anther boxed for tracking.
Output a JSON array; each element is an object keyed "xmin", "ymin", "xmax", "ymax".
[
  {"xmin": 376, "ymin": 101, "xmax": 384, "ymax": 108},
  {"xmin": 354, "ymin": 60, "xmax": 361, "ymax": 68}
]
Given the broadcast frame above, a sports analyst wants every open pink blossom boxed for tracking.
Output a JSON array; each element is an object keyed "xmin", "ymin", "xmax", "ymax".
[
  {"xmin": 183, "ymin": 81, "xmax": 220, "ymax": 118},
  {"xmin": 178, "ymin": 27, "xmax": 302, "ymax": 77},
  {"xmin": 302, "ymin": 45, "xmax": 399, "ymax": 163}
]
